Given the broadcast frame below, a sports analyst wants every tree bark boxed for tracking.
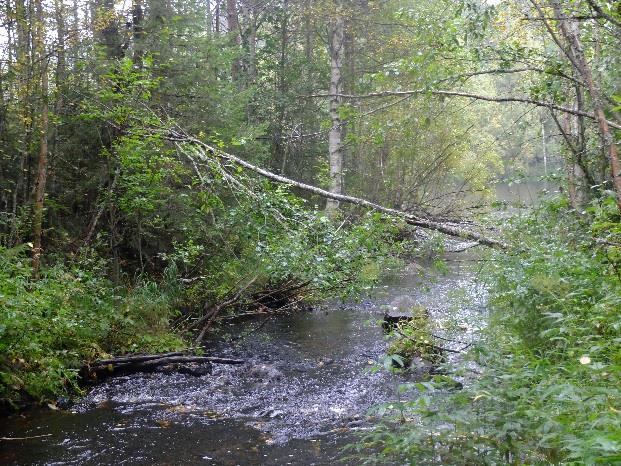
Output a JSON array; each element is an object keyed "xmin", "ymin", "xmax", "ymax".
[
  {"xmin": 274, "ymin": 0, "xmax": 289, "ymax": 172},
  {"xmin": 215, "ymin": 0, "xmax": 221, "ymax": 33},
  {"xmin": 548, "ymin": 0, "xmax": 621, "ymax": 213},
  {"xmin": 132, "ymin": 0, "xmax": 145, "ymax": 67},
  {"xmin": 45, "ymin": 0, "xmax": 67, "ymax": 231},
  {"xmin": 82, "ymin": 354, "xmax": 245, "ymax": 381},
  {"xmin": 227, "ymin": 0, "xmax": 241, "ymax": 82},
  {"xmin": 10, "ymin": 0, "xmax": 32, "ymax": 244},
  {"xmin": 326, "ymin": 9, "xmax": 345, "ymax": 212},
  {"xmin": 240, "ymin": 0, "xmax": 257, "ymax": 84}
]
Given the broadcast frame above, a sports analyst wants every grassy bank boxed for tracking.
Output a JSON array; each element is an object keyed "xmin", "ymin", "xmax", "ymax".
[{"xmin": 0, "ymin": 246, "xmax": 185, "ymax": 410}]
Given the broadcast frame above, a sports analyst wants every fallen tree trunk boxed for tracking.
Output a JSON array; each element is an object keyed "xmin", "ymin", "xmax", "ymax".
[
  {"xmin": 82, "ymin": 354, "xmax": 245, "ymax": 382},
  {"xmin": 166, "ymin": 130, "xmax": 509, "ymax": 250},
  {"xmin": 94, "ymin": 351, "xmax": 190, "ymax": 365}
]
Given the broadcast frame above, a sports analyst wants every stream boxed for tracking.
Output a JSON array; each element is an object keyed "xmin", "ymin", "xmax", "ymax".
[{"xmin": 1, "ymin": 254, "xmax": 488, "ymax": 465}]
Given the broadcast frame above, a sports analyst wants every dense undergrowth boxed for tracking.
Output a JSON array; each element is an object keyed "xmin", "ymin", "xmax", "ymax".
[
  {"xmin": 1, "ymin": 66, "xmax": 407, "ymax": 411},
  {"xmin": 0, "ymin": 201, "xmax": 404, "ymax": 410},
  {"xmin": 354, "ymin": 194, "xmax": 621, "ymax": 465},
  {"xmin": 0, "ymin": 247, "xmax": 186, "ymax": 410}
]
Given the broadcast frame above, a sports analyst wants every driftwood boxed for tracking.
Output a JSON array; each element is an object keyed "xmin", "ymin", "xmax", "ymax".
[
  {"xmin": 81, "ymin": 353, "xmax": 244, "ymax": 382},
  {"xmin": 165, "ymin": 130, "xmax": 509, "ymax": 250},
  {"xmin": 193, "ymin": 275, "xmax": 259, "ymax": 344}
]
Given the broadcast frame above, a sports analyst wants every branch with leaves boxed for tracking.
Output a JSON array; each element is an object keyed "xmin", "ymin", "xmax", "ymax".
[
  {"xmin": 305, "ymin": 89, "xmax": 621, "ymax": 130},
  {"xmin": 163, "ymin": 129, "xmax": 509, "ymax": 250}
]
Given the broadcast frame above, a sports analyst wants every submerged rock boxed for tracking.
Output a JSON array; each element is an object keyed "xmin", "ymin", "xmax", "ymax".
[
  {"xmin": 178, "ymin": 364, "xmax": 212, "ymax": 377},
  {"xmin": 248, "ymin": 363, "xmax": 284, "ymax": 381},
  {"xmin": 56, "ymin": 396, "xmax": 73, "ymax": 410},
  {"xmin": 383, "ymin": 295, "xmax": 429, "ymax": 331}
]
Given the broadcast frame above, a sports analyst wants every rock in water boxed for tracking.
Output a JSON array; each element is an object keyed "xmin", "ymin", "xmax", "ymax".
[
  {"xmin": 248, "ymin": 363, "xmax": 283, "ymax": 381},
  {"xmin": 382, "ymin": 295, "xmax": 428, "ymax": 332}
]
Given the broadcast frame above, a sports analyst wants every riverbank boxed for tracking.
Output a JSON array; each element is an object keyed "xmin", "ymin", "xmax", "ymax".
[
  {"xmin": 0, "ymin": 254, "xmax": 487, "ymax": 465},
  {"xmin": 355, "ymin": 198, "xmax": 621, "ymax": 464},
  {"xmin": 0, "ymin": 212, "xmax": 403, "ymax": 412},
  {"xmin": 0, "ymin": 250, "xmax": 186, "ymax": 412}
]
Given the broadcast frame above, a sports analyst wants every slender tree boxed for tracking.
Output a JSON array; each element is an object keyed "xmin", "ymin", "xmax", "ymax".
[
  {"xmin": 325, "ymin": 2, "xmax": 345, "ymax": 212},
  {"xmin": 542, "ymin": 0, "xmax": 621, "ymax": 212},
  {"xmin": 31, "ymin": 0, "xmax": 49, "ymax": 279}
]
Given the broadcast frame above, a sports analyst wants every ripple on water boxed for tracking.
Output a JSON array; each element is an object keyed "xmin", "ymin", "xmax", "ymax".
[{"xmin": 0, "ymin": 261, "xmax": 488, "ymax": 465}]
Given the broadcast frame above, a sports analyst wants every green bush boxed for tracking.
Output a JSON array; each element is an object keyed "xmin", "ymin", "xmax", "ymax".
[
  {"xmin": 167, "ymin": 177, "xmax": 407, "ymax": 312},
  {"xmin": 353, "ymin": 195, "xmax": 621, "ymax": 465},
  {"xmin": 386, "ymin": 307, "xmax": 439, "ymax": 367},
  {"xmin": 0, "ymin": 246, "xmax": 184, "ymax": 409}
]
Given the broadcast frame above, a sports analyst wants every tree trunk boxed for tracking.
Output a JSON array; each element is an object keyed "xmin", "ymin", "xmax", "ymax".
[
  {"xmin": 82, "ymin": 354, "xmax": 244, "ymax": 382},
  {"xmin": 96, "ymin": 0, "xmax": 123, "ymax": 59},
  {"xmin": 227, "ymin": 0, "xmax": 241, "ymax": 82},
  {"xmin": 276, "ymin": 0, "xmax": 288, "ymax": 172},
  {"xmin": 171, "ymin": 132, "xmax": 509, "ymax": 249},
  {"xmin": 304, "ymin": 0, "xmax": 313, "ymax": 63},
  {"xmin": 132, "ymin": 0, "xmax": 145, "ymax": 66},
  {"xmin": 11, "ymin": 0, "xmax": 32, "ymax": 244},
  {"xmin": 326, "ymin": 10, "xmax": 345, "ymax": 212},
  {"xmin": 48, "ymin": 0, "xmax": 67, "ymax": 228},
  {"xmin": 242, "ymin": 0, "xmax": 257, "ymax": 84},
  {"xmin": 548, "ymin": 0, "xmax": 621, "ymax": 213},
  {"xmin": 32, "ymin": 0, "xmax": 49, "ymax": 280}
]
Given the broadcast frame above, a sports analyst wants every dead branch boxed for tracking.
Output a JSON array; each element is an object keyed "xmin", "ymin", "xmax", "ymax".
[
  {"xmin": 194, "ymin": 275, "xmax": 259, "ymax": 344},
  {"xmin": 90, "ymin": 355, "xmax": 244, "ymax": 367},
  {"xmin": 82, "ymin": 354, "xmax": 245, "ymax": 381}
]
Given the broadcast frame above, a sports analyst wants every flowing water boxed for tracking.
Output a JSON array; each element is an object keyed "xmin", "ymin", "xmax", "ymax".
[{"xmin": 1, "ymin": 255, "xmax": 488, "ymax": 465}]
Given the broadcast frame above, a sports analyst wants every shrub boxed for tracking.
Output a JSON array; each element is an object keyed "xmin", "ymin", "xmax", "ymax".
[
  {"xmin": 353, "ymin": 195, "xmax": 621, "ymax": 465},
  {"xmin": 0, "ymin": 246, "xmax": 184, "ymax": 409}
]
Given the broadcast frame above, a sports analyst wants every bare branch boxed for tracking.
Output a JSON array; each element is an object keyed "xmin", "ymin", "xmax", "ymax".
[{"xmin": 305, "ymin": 89, "xmax": 621, "ymax": 130}]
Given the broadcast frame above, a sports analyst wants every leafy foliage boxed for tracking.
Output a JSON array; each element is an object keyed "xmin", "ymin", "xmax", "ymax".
[
  {"xmin": 385, "ymin": 307, "xmax": 440, "ymax": 367},
  {"xmin": 0, "ymin": 246, "xmax": 184, "ymax": 409},
  {"xmin": 353, "ymin": 197, "xmax": 621, "ymax": 464}
]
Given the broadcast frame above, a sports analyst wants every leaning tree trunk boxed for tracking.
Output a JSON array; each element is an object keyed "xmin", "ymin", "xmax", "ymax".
[
  {"xmin": 548, "ymin": 0, "xmax": 621, "ymax": 213},
  {"xmin": 326, "ymin": 9, "xmax": 345, "ymax": 212},
  {"xmin": 169, "ymin": 131, "xmax": 509, "ymax": 249}
]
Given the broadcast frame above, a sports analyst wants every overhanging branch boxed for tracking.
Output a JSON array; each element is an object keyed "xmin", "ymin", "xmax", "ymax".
[
  {"xmin": 165, "ymin": 130, "xmax": 509, "ymax": 250},
  {"xmin": 306, "ymin": 89, "xmax": 621, "ymax": 130}
]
